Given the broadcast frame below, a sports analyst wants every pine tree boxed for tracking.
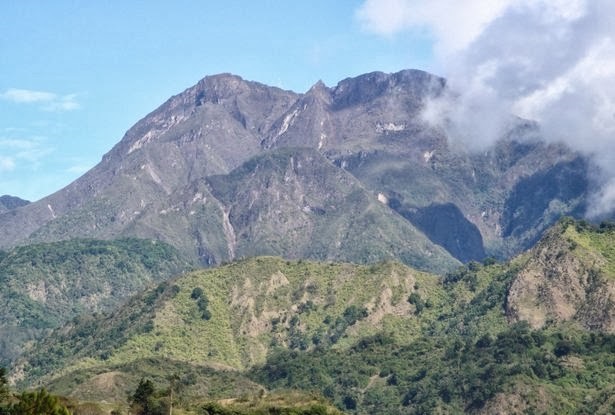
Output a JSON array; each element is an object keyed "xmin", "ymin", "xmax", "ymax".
[
  {"xmin": 9, "ymin": 388, "xmax": 71, "ymax": 415},
  {"xmin": 130, "ymin": 378, "xmax": 155, "ymax": 415}
]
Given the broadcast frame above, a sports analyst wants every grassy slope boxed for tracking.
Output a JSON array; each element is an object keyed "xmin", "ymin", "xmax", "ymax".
[
  {"xmin": 506, "ymin": 218, "xmax": 615, "ymax": 333},
  {"xmin": 21, "ymin": 258, "xmax": 436, "ymax": 383},
  {"xmin": 251, "ymin": 261, "xmax": 615, "ymax": 414},
  {"xmin": 564, "ymin": 220, "xmax": 615, "ymax": 278}
]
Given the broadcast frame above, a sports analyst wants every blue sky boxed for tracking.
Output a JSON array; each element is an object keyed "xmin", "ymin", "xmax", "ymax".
[{"xmin": 0, "ymin": 1, "xmax": 433, "ymax": 201}]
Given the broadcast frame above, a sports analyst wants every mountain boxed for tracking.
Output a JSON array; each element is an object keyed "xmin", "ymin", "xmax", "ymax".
[
  {"xmin": 0, "ymin": 195, "xmax": 29, "ymax": 214},
  {"xmin": 0, "ymin": 70, "xmax": 594, "ymax": 272},
  {"xmin": 0, "ymin": 238, "xmax": 192, "ymax": 367},
  {"xmin": 206, "ymin": 147, "xmax": 456, "ymax": 271},
  {"xmin": 13, "ymin": 219, "xmax": 615, "ymax": 414}
]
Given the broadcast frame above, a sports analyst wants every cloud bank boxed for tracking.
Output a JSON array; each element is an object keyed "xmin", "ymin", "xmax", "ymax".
[
  {"xmin": 357, "ymin": 0, "xmax": 615, "ymax": 218},
  {"xmin": 1, "ymin": 88, "xmax": 80, "ymax": 112}
]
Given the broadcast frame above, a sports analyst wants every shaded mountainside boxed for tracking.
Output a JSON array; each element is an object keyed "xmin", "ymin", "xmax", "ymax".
[
  {"xmin": 395, "ymin": 202, "xmax": 485, "ymax": 263},
  {"xmin": 0, "ymin": 195, "xmax": 29, "ymax": 214},
  {"xmin": 0, "ymin": 238, "xmax": 193, "ymax": 366},
  {"xmin": 13, "ymin": 219, "xmax": 615, "ymax": 414},
  {"xmin": 0, "ymin": 70, "xmax": 597, "ymax": 272}
]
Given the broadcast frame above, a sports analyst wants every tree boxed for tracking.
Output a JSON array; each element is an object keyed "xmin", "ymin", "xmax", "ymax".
[
  {"xmin": 130, "ymin": 378, "xmax": 155, "ymax": 415},
  {"xmin": 129, "ymin": 378, "xmax": 168, "ymax": 415},
  {"xmin": 407, "ymin": 293, "xmax": 425, "ymax": 315},
  {"xmin": 9, "ymin": 388, "xmax": 71, "ymax": 415},
  {"xmin": 167, "ymin": 374, "xmax": 180, "ymax": 415},
  {"xmin": 190, "ymin": 287, "xmax": 203, "ymax": 300},
  {"xmin": 0, "ymin": 368, "xmax": 9, "ymax": 415},
  {"xmin": 0, "ymin": 368, "xmax": 9, "ymax": 403}
]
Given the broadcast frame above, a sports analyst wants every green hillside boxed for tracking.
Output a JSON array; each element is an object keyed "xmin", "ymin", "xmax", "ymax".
[
  {"xmin": 18, "ymin": 258, "xmax": 437, "ymax": 382},
  {"xmin": 0, "ymin": 238, "xmax": 193, "ymax": 366},
  {"xmin": 251, "ymin": 262, "xmax": 615, "ymax": 414},
  {"xmin": 10, "ymin": 219, "xmax": 615, "ymax": 414}
]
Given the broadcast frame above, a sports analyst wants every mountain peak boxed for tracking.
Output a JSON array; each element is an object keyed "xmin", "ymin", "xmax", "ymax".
[
  {"xmin": 0, "ymin": 69, "xmax": 592, "ymax": 274},
  {"xmin": 330, "ymin": 69, "xmax": 445, "ymax": 111},
  {"xmin": 192, "ymin": 73, "xmax": 250, "ymax": 103},
  {"xmin": 305, "ymin": 79, "xmax": 331, "ymax": 101},
  {"xmin": 308, "ymin": 79, "xmax": 328, "ymax": 90}
]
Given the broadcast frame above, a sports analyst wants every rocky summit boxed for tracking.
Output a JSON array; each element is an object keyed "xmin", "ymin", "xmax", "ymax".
[{"xmin": 0, "ymin": 70, "xmax": 594, "ymax": 272}]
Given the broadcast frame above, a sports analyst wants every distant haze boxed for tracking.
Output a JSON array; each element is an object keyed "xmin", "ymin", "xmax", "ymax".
[{"xmin": 358, "ymin": 0, "xmax": 615, "ymax": 217}]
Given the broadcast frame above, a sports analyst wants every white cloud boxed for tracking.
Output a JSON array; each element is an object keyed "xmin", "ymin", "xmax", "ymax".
[
  {"xmin": 0, "ymin": 156, "xmax": 15, "ymax": 172},
  {"xmin": 0, "ymin": 138, "xmax": 38, "ymax": 150},
  {"xmin": 357, "ymin": 0, "xmax": 615, "ymax": 217},
  {"xmin": 586, "ymin": 176, "xmax": 615, "ymax": 219},
  {"xmin": 1, "ymin": 88, "xmax": 56, "ymax": 103},
  {"xmin": 356, "ymin": 0, "xmax": 511, "ymax": 56},
  {"xmin": 0, "ymin": 137, "xmax": 52, "ymax": 167},
  {"xmin": 1, "ymin": 88, "xmax": 80, "ymax": 112},
  {"xmin": 43, "ymin": 94, "xmax": 80, "ymax": 112},
  {"xmin": 356, "ymin": 0, "xmax": 414, "ymax": 37}
]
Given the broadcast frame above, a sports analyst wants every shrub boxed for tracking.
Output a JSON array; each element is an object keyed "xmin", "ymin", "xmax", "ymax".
[
  {"xmin": 191, "ymin": 287, "xmax": 204, "ymax": 300},
  {"xmin": 408, "ymin": 293, "xmax": 425, "ymax": 315}
]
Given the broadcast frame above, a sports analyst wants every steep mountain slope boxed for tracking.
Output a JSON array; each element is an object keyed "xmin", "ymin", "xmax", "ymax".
[
  {"xmin": 0, "ymin": 74, "xmax": 298, "ymax": 265},
  {"xmin": 206, "ymin": 148, "xmax": 457, "ymax": 272},
  {"xmin": 0, "ymin": 70, "xmax": 598, "ymax": 270},
  {"xmin": 13, "ymin": 219, "xmax": 615, "ymax": 414},
  {"xmin": 507, "ymin": 218, "xmax": 615, "ymax": 331},
  {"xmin": 340, "ymin": 129, "xmax": 588, "ymax": 258},
  {"xmin": 0, "ymin": 238, "xmax": 192, "ymax": 366}
]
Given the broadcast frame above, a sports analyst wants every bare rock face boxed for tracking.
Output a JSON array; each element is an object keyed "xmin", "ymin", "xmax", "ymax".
[
  {"xmin": 506, "ymin": 221, "xmax": 615, "ymax": 332},
  {"xmin": 0, "ymin": 70, "xmax": 597, "ymax": 270}
]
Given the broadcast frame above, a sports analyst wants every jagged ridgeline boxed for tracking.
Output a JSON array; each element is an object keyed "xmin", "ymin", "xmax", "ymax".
[
  {"xmin": 0, "ymin": 238, "xmax": 193, "ymax": 366},
  {"xmin": 0, "ymin": 70, "xmax": 598, "ymax": 274},
  {"xmin": 14, "ymin": 219, "xmax": 615, "ymax": 414}
]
